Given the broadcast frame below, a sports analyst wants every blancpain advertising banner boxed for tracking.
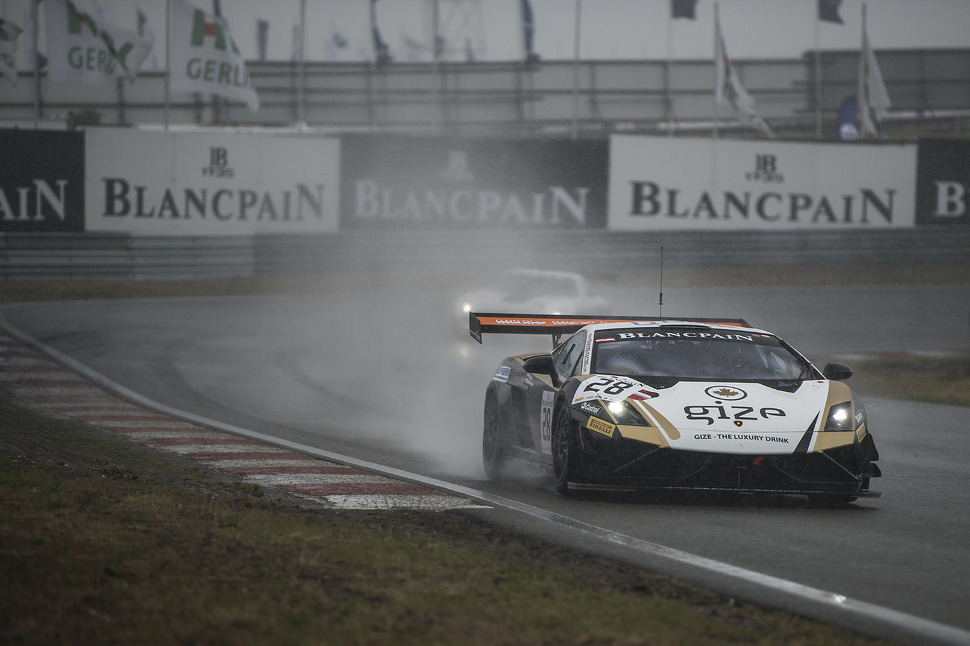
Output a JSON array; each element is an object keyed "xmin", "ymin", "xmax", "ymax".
[
  {"xmin": 85, "ymin": 129, "xmax": 340, "ymax": 236},
  {"xmin": 608, "ymin": 136, "xmax": 917, "ymax": 231}
]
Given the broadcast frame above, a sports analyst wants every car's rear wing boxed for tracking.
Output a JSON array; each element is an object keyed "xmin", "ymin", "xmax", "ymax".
[{"xmin": 469, "ymin": 312, "xmax": 751, "ymax": 345}]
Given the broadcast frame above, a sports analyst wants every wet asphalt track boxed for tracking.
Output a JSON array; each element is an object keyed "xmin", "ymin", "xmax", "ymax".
[{"xmin": 2, "ymin": 279, "xmax": 969, "ymax": 645}]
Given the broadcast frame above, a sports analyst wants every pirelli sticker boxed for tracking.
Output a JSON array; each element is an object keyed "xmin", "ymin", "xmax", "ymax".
[{"xmin": 586, "ymin": 416, "xmax": 615, "ymax": 438}]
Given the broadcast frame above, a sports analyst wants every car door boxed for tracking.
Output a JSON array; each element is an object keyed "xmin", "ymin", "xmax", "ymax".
[{"xmin": 524, "ymin": 330, "xmax": 587, "ymax": 457}]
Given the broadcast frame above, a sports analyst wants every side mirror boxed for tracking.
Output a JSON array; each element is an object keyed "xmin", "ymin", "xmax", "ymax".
[
  {"xmin": 523, "ymin": 355, "xmax": 556, "ymax": 376},
  {"xmin": 823, "ymin": 362, "xmax": 853, "ymax": 381}
]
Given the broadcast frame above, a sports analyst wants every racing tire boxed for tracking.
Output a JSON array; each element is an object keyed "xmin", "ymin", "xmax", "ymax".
[
  {"xmin": 552, "ymin": 405, "xmax": 578, "ymax": 495},
  {"xmin": 482, "ymin": 392, "xmax": 508, "ymax": 481}
]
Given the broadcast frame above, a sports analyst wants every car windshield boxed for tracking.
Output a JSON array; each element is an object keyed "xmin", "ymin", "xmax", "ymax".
[{"xmin": 591, "ymin": 327, "xmax": 817, "ymax": 382}]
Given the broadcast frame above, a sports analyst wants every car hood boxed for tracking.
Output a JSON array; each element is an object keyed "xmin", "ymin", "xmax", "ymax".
[{"xmin": 574, "ymin": 376, "xmax": 833, "ymax": 454}]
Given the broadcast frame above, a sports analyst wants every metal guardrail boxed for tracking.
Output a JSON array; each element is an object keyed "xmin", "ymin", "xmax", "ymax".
[
  {"xmin": 0, "ymin": 234, "xmax": 255, "ymax": 281},
  {"xmin": 3, "ymin": 228, "xmax": 967, "ymax": 282}
]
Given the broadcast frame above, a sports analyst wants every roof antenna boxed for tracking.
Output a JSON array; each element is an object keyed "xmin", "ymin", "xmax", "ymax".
[{"xmin": 658, "ymin": 246, "xmax": 664, "ymax": 319}]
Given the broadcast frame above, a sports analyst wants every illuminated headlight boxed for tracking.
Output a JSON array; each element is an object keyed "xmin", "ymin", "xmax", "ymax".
[
  {"xmin": 824, "ymin": 402, "xmax": 853, "ymax": 432},
  {"xmin": 606, "ymin": 399, "xmax": 650, "ymax": 426},
  {"xmin": 461, "ymin": 302, "xmax": 473, "ymax": 314}
]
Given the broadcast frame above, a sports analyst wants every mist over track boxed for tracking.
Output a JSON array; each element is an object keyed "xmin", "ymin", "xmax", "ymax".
[{"xmin": 2, "ymin": 227, "xmax": 969, "ymax": 645}]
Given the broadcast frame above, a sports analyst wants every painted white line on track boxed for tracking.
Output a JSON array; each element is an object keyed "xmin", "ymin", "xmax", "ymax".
[
  {"xmin": 125, "ymin": 431, "xmax": 233, "ymax": 441},
  {"xmin": 206, "ymin": 458, "xmax": 323, "ymax": 469},
  {"xmin": 243, "ymin": 473, "xmax": 401, "ymax": 486}
]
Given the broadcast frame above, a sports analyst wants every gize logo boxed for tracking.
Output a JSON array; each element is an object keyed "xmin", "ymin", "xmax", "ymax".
[{"xmin": 933, "ymin": 181, "xmax": 970, "ymax": 219}]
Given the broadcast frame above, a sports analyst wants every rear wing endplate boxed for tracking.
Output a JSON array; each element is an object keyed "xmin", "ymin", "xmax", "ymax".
[{"xmin": 469, "ymin": 312, "xmax": 750, "ymax": 346}]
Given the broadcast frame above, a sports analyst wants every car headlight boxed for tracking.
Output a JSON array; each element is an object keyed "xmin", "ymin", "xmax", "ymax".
[
  {"xmin": 606, "ymin": 399, "xmax": 650, "ymax": 426},
  {"xmin": 824, "ymin": 401, "xmax": 853, "ymax": 432}
]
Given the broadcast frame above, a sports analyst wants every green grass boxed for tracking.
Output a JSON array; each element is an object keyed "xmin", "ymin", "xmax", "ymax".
[{"xmin": 841, "ymin": 355, "xmax": 970, "ymax": 408}]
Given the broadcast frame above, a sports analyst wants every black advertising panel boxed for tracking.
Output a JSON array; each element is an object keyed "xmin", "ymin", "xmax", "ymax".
[
  {"xmin": 916, "ymin": 138, "xmax": 970, "ymax": 226},
  {"xmin": 0, "ymin": 129, "xmax": 84, "ymax": 232},
  {"xmin": 339, "ymin": 135, "xmax": 608, "ymax": 230}
]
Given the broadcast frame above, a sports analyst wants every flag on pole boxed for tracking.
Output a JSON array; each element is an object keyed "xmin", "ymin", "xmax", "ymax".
[
  {"xmin": 370, "ymin": 0, "xmax": 392, "ymax": 68},
  {"xmin": 818, "ymin": 0, "xmax": 843, "ymax": 24},
  {"xmin": 0, "ymin": 17, "xmax": 22, "ymax": 84},
  {"xmin": 169, "ymin": 0, "xmax": 259, "ymax": 111},
  {"xmin": 521, "ymin": 0, "xmax": 540, "ymax": 65},
  {"xmin": 44, "ymin": 0, "xmax": 151, "ymax": 84},
  {"xmin": 137, "ymin": 8, "xmax": 159, "ymax": 70},
  {"xmin": 672, "ymin": 0, "xmax": 698, "ymax": 20},
  {"xmin": 714, "ymin": 14, "xmax": 774, "ymax": 137},
  {"xmin": 857, "ymin": 14, "xmax": 890, "ymax": 138}
]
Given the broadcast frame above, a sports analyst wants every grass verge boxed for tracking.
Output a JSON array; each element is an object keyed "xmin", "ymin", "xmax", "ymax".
[
  {"xmin": 0, "ymin": 401, "xmax": 892, "ymax": 646},
  {"xmin": 837, "ymin": 354, "xmax": 970, "ymax": 408}
]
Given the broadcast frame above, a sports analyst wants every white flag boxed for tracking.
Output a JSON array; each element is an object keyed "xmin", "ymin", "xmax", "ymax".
[
  {"xmin": 45, "ymin": 0, "xmax": 151, "ymax": 84},
  {"xmin": 0, "ymin": 17, "xmax": 22, "ymax": 85},
  {"xmin": 169, "ymin": 0, "xmax": 260, "ymax": 112},
  {"xmin": 857, "ymin": 26, "xmax": 890, "ymax": 138},
  {"xmin": 714, "ymin": 17, "xmax": 774, "ymax": 138}
]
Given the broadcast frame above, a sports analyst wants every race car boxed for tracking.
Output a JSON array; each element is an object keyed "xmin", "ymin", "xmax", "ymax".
[
  {"xmin": 454, "ymin": 269, "xmax": 610, "ymax": 333},
  {"xmin": 471, "ymin": 313, "xmax": 881, "ymax": 505}
]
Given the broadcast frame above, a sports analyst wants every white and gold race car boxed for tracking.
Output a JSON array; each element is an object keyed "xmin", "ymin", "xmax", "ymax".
[{"xmin": 471, "ymin": 313, "xmax": 881, "ymax": 505}]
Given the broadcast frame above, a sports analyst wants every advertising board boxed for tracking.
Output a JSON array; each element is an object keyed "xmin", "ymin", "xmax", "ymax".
[
  {"xmin": 340, "ymin": 134, "xmax": 608, "ymax": 229},
  {"xmin": 0, "ymin": 129, "xmax": 84, "ymax": 232},
  {"xmin": 86, "ymin": 129, "xmax": 340, "ymax": 235},
  {"xmin": 608, "ymin": 136, "xmax": 917, "ymax": 230},
  {"xmin": 916, "ymin": 138, "xmax": 970, "ymax": 226}
]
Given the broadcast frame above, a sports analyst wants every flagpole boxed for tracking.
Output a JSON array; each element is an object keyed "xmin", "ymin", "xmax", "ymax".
[
  {"xmin": 571, "ymin": 0, "xmax": 580, "ymax": 139},
  {"xmin": 712, "ymin": 2, "xmax": 719, "ymax": 140},
  {"xmin": 164, "ymin": 0, "xmax": 171, "ymax": 130},
  {"xmin": 859, "ymin": 2, "xmax": 866, "ymax": 138},
  {"xmin": 432, "ymin": 0, "xmax": 441, "ymax": 131},
  {"xmin": 31, "ymin": 0, "xmax": 40, "ymax": 127},
  {"xmin": 297, "ymin": 0, "xmax": 306, "ymax": 126},
  {"xmin": 665, "ymin": 8, "xmax": 673, "ymax": 136},
  {"xmin": 814, "ymin": 13, "xmax": 822, "ymax": 139}
]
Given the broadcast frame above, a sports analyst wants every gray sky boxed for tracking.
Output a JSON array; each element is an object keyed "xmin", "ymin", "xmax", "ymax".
[{"xmin": 4, "ymin": 0, "xmax": 970, "ymax": 65}]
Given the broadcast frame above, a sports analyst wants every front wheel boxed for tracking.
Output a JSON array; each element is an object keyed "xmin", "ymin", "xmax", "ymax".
[{"xmin": 552, "ymin": 406, "xmax": 578, "ymax": 495}]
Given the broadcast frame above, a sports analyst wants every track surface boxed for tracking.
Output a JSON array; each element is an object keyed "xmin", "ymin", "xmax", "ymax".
[{"xmin": 3, "ymin": 280, "xmax": 969, "ymax": 643}]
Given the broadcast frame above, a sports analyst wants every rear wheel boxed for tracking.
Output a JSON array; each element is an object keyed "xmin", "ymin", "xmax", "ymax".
[
  {"xmin": 482, "ymin": 392, "xmax": 507, "ymax": 480},
  {"xmin": 552, "ymin": 406, "xmax": 578, "ymax": 495}
]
